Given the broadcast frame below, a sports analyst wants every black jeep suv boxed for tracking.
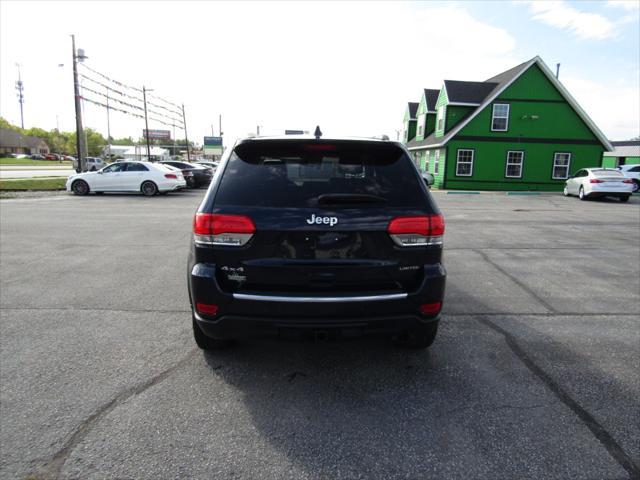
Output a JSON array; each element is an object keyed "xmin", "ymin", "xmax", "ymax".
[{"xmin": 188, "ymin": 136, "xmax": 446, "ymax": 349}]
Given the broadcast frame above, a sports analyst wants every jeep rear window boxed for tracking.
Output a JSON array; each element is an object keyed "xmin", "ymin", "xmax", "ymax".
[{"xmin": 214, "ymin": 141, "xmax": 425, "ymax": 208}]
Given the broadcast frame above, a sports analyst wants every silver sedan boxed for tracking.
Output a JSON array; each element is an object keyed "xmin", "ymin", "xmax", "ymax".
[{"xmin": 564, "ymin": 168, "xmax": 634, "ymax": 202}]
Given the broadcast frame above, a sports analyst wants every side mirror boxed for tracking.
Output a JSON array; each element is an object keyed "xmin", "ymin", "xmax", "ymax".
[{"xmin": 422, "ymin": 172, "xmax": 434, "ymax": 186}]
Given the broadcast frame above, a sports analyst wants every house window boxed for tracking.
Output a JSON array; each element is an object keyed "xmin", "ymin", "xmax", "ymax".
[
  {"xmin": 437, "ymin": 106, "xmax": 444, "ymax": 131},
  {"xmin": 456, "ymin": 149, "xmax": 474, "ymax": 176},
  {"xmin": 417, "ymin": 115, "xmax": 425, "ymax": 136},
  {"xmin": 434, "ymin": 150, "xmax": 440, "ymax": 175},
  {"xmin": 552, "ymin": 152, "xmax": 571, "ymax": 179},
  {"xmin": 491, "ymin": 103, "xmax": 509, "ymax": 131},
  {"xmin": 425, "ymin": 153, "xmax": 430, "ymax": 172},
  {"xmin": 505, "ymin": 151, "xmax": 524, "ymax": 178}
]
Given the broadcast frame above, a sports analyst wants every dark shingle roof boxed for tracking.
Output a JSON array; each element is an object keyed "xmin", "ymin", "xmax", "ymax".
[
  {"xmin": 0, "ymin": 127, "xmax": 49, "ymax": 149},
  {"xmin": 611, "ymin": 140, "xmax": 640, "ymax": 147},
  {"xmin": 407, "ymin": 102, "xmax": 419, "ymax": 119},
  {"xmin": 444, "ymin": 80, "xmax": 498, "ymax": 104},
  {"xmin": 424, "ymin": 89, "xmax": 440, "ymax": 112}
]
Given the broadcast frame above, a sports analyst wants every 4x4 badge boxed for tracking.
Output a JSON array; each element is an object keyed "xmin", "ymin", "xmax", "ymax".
[{"xmin": 306, "ymin": 214, "xmax": 338, "ymax": 226}]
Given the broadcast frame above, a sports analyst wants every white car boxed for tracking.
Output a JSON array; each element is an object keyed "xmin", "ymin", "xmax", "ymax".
[
  {"xmin": 66, "ymin": 161, "xmax": 186, "ymax": 196},
  {"xmin": 73, "ymin": 156, "xmax": 104, "ymax": 171},
  {"xmin": 563, "ymin": 168, "xmax": 634, "ymax": 202},
  {"xmin": 617, "ymin": 164, "xmax": 640, "ymax": 192}
]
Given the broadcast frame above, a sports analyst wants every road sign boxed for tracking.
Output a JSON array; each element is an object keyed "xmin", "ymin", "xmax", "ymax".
[{"xmin": 204, "ymin": 136, "xmax": 223, "ymax": 146}]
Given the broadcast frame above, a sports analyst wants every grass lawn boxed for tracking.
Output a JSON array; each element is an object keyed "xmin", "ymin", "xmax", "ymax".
[
  {"xmin": 0, "ymin": 157, "xmax": 72, "ymax": 166},
  {"xmin": 0, "ymin": 177, "xmax": 67, "ymax": 191}
]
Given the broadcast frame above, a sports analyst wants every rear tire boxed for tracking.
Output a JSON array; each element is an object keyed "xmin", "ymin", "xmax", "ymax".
[
  {"xmin": 72, "ymin": 180, "xmax": 89, "ymax": 196},
  {"xmin": 192, "ymin": 317, "xmax": 232, "ymax": 351},
  {"xmin": 619, "ymin": 195, "xmax": 630, "ymax": 202},
  {"xmin": 632, "ymin": 180, "xmax": 640, "ymax": 193},
  {"xmin": 579, "ymin": 186, "xmax": 588, "ymax": 201},
  {"xmin": 141, "ymin": 181, "xmax": 158, "ymax": 196},
  {"xmin": 394, "ymin": 322, "xmax": 438, "ymax": 349}
]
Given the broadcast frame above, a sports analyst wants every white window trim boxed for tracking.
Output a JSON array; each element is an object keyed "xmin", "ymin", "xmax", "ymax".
[
  {"xmin": 552, "ymin": 152, "xmax": 572, "ymax": 180},
  {"xmin": 436, "ymin": 106, "xmax": 445, "ymax": 132},
  {"xmin": 417, "ymin": 114, "xmax": 425, "ymax": 136},
  {"xmin": 434, "ymin": 150, "xmax": 440, "ymax": 175},
  {"xmin": 456, "ymin": 149, "xmax": 474, "ymax": 177},
  {"xmin": 505, "ymin": 150, "xmax": 524, "ymax": 179},
  {"xmin": 491, "ymin": 103, "xmax": 510, "ymax": 132}
]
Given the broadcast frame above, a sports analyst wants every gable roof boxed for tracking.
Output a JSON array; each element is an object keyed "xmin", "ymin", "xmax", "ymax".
[
  {"xmin": 0, "ymin": 127, "xmax": 49, "ymax": 149},
  {"xmin": 603, "ymin": 141, "xmax": 640, "ymax": 157},
  {"xmin": 407, "ymin": 102, "xmax": 419, "ymax": 120},
  {"xmin": 423, "ymin": 89, "xmax": 440, "ymax": 112},
  {"xmin": 407, "ymin": 56, "xmax": 613, "ymax": 151},
  {"xmin": 443, "ymin": 81, "xmax": 497, "ymax": 105}
]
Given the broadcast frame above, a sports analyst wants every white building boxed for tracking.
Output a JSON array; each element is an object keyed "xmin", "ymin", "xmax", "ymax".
[{"xmin": 102, "ymin": 144, "xmax": 170, "ymax": 161}]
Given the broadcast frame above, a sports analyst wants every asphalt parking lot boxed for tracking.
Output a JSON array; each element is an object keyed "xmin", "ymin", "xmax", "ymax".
[{"xmin": 1, "ymin": 190, "xmax": 639, "ymax": 480}]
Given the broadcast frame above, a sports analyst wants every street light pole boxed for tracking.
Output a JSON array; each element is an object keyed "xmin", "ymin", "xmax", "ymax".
[
  {"xmin": 182, "ymin": 104, "xmax": 191, "ymax": 162},
  {"xmin": 142, "ymin": 86, "xmax": 152, "ymax": 161},
  {"xmin": 71, "ymin": 35, "xmax": 85, "ymax": 172},
  {"xmin": 15, "ymin": 63, "xmax": 24, "ymax": 129}
]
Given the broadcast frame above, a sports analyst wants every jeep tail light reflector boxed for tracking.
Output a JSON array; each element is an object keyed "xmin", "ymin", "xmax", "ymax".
[
  {"xmin": 388, "ymin": 215, "xmax": 445, "ymax": 247},
  {"xmin": 196, "ymin": 303, "xmax": 219, "ymax": 315},
  {"xmin": 420, "ymin": 302, "xmax": 442, "ymax": 315},
  {"xmin": 193, "ymin": 213, "xmax": 255, "ymax": 246}
]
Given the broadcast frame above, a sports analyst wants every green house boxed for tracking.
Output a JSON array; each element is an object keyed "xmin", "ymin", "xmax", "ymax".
[
  {"xmin": 402, "ymin": 102, "xmax": 418, "ymax": 143},
  {"xmin": 404, "ymin": 56, "xmax": 612, "ymax": 191},
  {"xmin": 602, "ymin": 141, "xmax": 640, "ymax": 168}
]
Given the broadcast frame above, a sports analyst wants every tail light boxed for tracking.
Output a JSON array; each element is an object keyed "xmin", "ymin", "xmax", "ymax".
[
  {"xmin": 420, "ymin": 302, "xmax": 442, "ymax": 315},
  {"xmin": 623, "ymin": 179, "xmax": 633, "ymax": 184},
  {"xmin": 388, "ymin": 215, "xmax": 445, "ymax": 247},
  {"xmin": 193, "ymin": 213, "xmax": 255, "ymax": 246},
  {"xmin": 165, "ymin": 173, "xmax": 177, "ymax": 179},
  {"xmin": 196, "ymin": 303, "xmax": 219, "ymax": 315},
  {"xmin": 590, "ymin": 179, "xmax": 603, "ymax": 184}
]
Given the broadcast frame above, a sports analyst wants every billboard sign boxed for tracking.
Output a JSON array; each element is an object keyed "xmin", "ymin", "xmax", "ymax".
[
  {"xmin": 143, "ymin": 129, "xmax": 171, "ymax": 140},
  {"xmin": 204, "ymin": 136, "xmax": 223, "ymax": 146}
]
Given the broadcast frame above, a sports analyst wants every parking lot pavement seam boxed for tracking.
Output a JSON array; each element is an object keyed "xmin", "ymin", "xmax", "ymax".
[
  {"xmin": 31, "ymin": 347, "xmax": 199, "ymax": 480},
  {"xmin": 473, "ymin": 249, "xmax": 557, "ymax": 313},
  {"xmin": 475, "ymin": 315, "xmax": 640, "ymax": 480}
]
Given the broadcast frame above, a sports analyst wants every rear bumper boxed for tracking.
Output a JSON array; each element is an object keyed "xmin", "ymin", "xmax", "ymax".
[
  {"xmin": 189, "ymin": 262, "xmax": 446, "ymax": 339},
  {"xmin": 587, "ymin": 185, "xmax": 634, "ymax": 196}
]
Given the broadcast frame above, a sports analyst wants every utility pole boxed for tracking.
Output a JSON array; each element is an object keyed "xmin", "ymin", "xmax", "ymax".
[
  {"xmin": 182, "ymin": 104, "xmax": 191, "ymax": 161},
  {"xmin": 15, "ymin": 63, "xmax": 24, "ymax": 129},
  {"xmin": 106, "ymin": 89, "xmax": 111, "ymax": 159},
  {"xmin": 219, "ymin": 114, "xmax": 224, "ymax": 153},
  {"xmin": 211, "ymin": 124, "xmax": 214, "ymax": 136},
  {"xmin": 71, "ymin": 35, "xmax": 86, "ymax": 172},
  {"xmin": 142, "ymin": 86, "xmax": 152, "ymax": 161}
]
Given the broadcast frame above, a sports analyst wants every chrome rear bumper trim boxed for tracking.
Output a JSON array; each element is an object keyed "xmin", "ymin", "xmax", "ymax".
[{"xmin": 232, "ymin": 293, "xmax": 408, "ymax": 303}]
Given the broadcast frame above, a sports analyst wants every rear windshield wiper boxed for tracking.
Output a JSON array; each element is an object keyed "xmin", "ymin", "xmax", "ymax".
[{"xmin": 317, "ymin": 193, "xmax": 387, "ymax": 205}]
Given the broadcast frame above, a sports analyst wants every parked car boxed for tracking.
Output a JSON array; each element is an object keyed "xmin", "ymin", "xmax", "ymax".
[
  {"xmin": 617, "ymin": 164, "xmax": 640, "ymax": 192},
  {"xmin": 44, "ymin": 153, "xmax": 60, "ymax": 161},
  {"xmin": 564, "ymin": 168, "xmax": 634, "ymax": 202},
  {"xmin": 196, "ymin": 161, "xmax": 219, "ymax": 171},
  {"xmin": 161, "ymin": 164, "xmax": 188, "ymax": 190},
  {"xmin": 188, "ymin": 135, "xmax": 446, "ymax": 351},
  {"xmin": 29, "ymin": 154, "xmax": 45, "ymax": 160},
  {"xmin": 66, "ymin": 161, "xmax": 186, "ymax": 196},
  {"xmin": 73, "ymin": 156, "xmax": 105, "ymax": 172},
  {"xmin": 160, "ymin": 161, "xmax": 213, "ymax": 188}
]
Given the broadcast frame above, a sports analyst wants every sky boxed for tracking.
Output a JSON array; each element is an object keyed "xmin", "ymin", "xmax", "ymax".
[{"xmin": 1, "ymin": 0, "xmax": 638, "ymax": 148}]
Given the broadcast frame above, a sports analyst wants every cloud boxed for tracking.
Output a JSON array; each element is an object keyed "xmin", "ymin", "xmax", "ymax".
[
  {"xmin": 563, "ymin": 75, "xmax": 640, "ymax": 140},
  {"xmin": 606, "ymin": 0, "xmax": 640, "ymax": 11},
  {"xmin": 527, "ymin": 1, "xmax": 616, "ymax": 40}
]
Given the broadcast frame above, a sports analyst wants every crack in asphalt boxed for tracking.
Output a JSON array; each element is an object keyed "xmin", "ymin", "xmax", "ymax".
[
  {"xmin": 473, "ymin": 249, "xmax": 557, "ymax": 313},
  {"xmin": 32, "ymin": 348, "xmax": 198, "ymax": 480},
  {"xmin": 476, "ymin": 315, "xmax": 640, "ymax": 480}
]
